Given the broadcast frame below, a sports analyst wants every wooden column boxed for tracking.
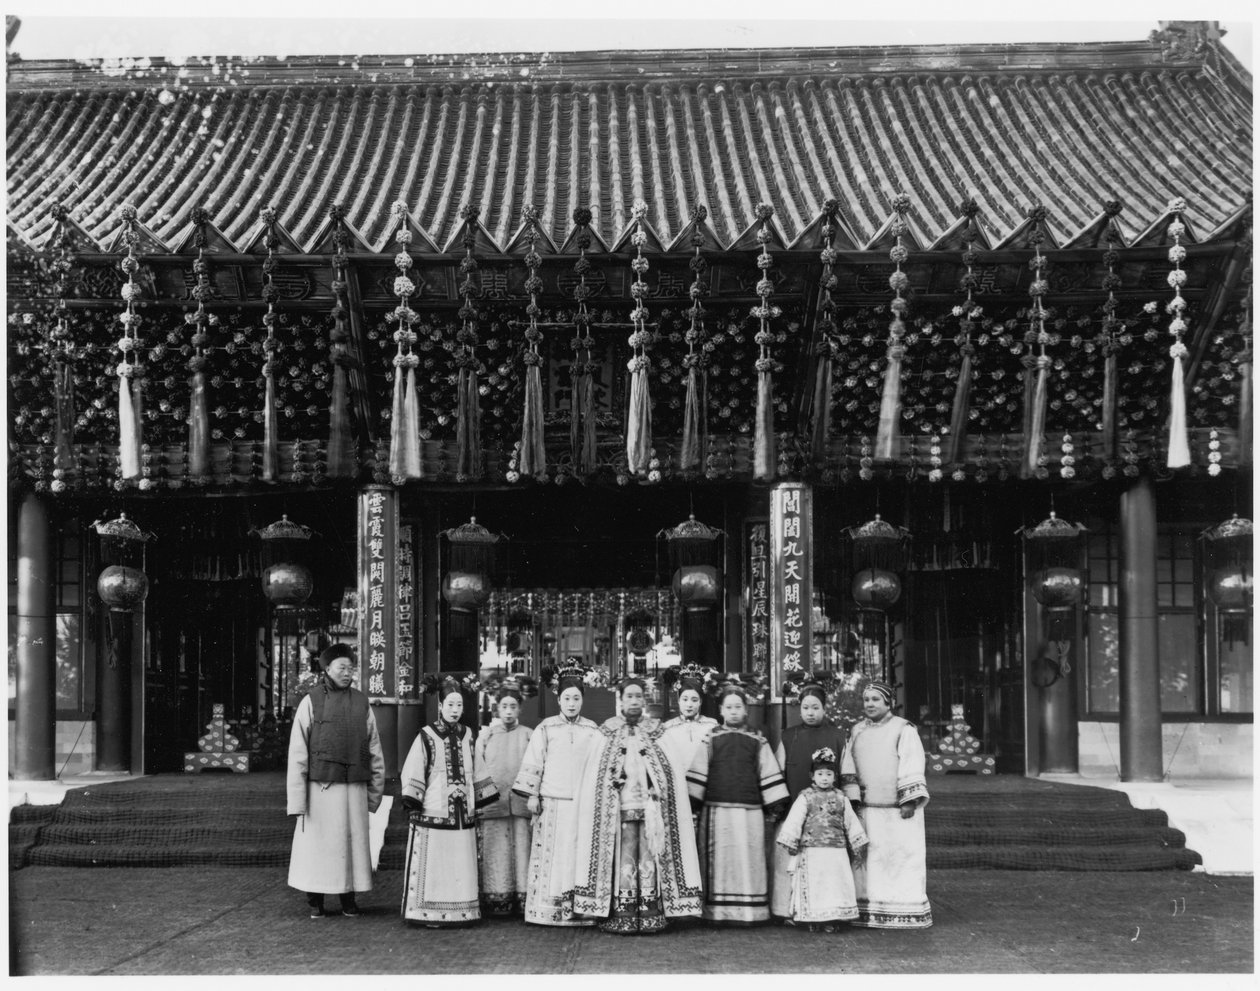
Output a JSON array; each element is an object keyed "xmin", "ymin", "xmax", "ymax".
[
  {"xmin": 13, "ymin": 492, "xmax": 56, "ymax": 780},
  {"xmin": 1119, "ymin": 475, "xmax": 1163, "ymax": 781},
  {"xmin": 96, "ymin": 609, "xmax": 133, "ymax": 772}
]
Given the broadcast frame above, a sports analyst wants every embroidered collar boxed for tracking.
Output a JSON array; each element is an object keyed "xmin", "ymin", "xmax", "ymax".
[{"xmin": 432, "ymin": 719, "xmax": 460, "ymax": 738}]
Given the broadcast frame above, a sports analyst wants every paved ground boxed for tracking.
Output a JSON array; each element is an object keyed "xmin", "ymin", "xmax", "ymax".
[{"xmin": 8, "ymin": 866, "xmax": 1252, "ymax": 975}]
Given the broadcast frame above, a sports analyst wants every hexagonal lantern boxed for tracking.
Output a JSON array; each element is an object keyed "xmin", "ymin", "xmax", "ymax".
[
  {"xmin": 1201, "ymin": 514, "xmax": 1253, "ymax": 646},
  {"xmin": 441, "ymin": 517, "xmax": 503, "ymax": 639},
  {"xmin": 92, "ymin": 513, "xmax": 155, "ymax": 613}
]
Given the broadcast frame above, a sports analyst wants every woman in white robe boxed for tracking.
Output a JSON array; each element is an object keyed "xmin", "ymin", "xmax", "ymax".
[
  {"xmin": 840, "ymin": 680, "xmax": 932, "ymax": 929},
  {"xmin": 657, "ymin": 680, "xmax": 718, "ymax": 774},
  {"xmin": 399, "ymin": 681, "xmax": 498, "ymax": 927},
  {"xmin": 511, "ymin": 669, "xmax": 601, "ymax": 927}
]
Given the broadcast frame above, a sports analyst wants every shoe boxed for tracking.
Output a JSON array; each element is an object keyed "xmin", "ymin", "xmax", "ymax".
[
  {"xmin": 309, "ymin": 904, "xmax": 327, "ymax": 919},
  {"xmin": 340, "ymin": 898, "xmax": 360, "ymax": 918}
]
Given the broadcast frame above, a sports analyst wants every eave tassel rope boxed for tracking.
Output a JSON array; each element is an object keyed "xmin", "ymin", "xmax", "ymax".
[
  {"xmin": 327, "ymin": 204, "xmax": 358, "ymax": 478},
  {"xmin": 810, "ymin": 198, "xmax": 841, "ymax": 466},
  {"xmin": 626, "ymin": 200, "xmax": 654, "ymax": 476},
  {"xmin": 571, "ymin": 207, "xmax": 599, "ymax": 476},
  {"xmin": 1165, "ymin": 197, "xmax": 1192, "ymax": 470},
  {"xmin": 186, "ymin": 207, "xmax": 214, "ymax": 483},
  {"xmin": 116, "ymin": 205, "xmax": 144, "ymax": 479},
  {"xmin": 518, "ymin": 205, "xmax": 547, "ymax": 478},
  {"xmin": 875, "ymin": 194, "xmax": 913, "ymax": 461},
  {"xmin": 751, "ymin": 201, "xmax": 778, "ymax": 480},
  {"xmin": 259, "ymin": 206, "xmax": 281, "ymax": 482},
  {"xmin": 48, "ymin": 203, "xmax": 76, "ymax": 481},
  {"xmin": 945, "ymin": 199, "xmax": 980, "ymax": 467},
  {"xmin": 1021, "ymin": 205, "xmax": 1051, "ymax": 480},
  {"xmin": 680, "ymin": 205, "xmax": 710, "ymax": 473},
  {"xmin": 1098, "ymin": 201, "xmax": 1125, "ymax": 464},
  {"xmin": 387, "ymin": 201, "xmax": 422, "ymax": 481},
  {"xmin": 455, "ymin": 204, "xmax": 483, "ymax": 481},
  {"xmin": 1239, "ymin": 283, "xmax": 1253, "ymax": 468}
]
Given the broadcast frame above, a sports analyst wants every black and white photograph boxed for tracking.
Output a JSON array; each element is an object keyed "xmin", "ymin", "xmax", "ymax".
[{"xmin": 4, "ymin": 2, "xmax": 1254, "ymax": 978}]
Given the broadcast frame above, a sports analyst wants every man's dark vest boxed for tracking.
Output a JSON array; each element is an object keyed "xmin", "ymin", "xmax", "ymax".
[{"xmin": 307, "ymin": 685, "xmax": 374, "ymax": 784}]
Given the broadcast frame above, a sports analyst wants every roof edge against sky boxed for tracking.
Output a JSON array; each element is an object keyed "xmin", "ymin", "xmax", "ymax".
[{"xmin": 5, "ymin": 37, "xmax": 1224, "ymax": 91}]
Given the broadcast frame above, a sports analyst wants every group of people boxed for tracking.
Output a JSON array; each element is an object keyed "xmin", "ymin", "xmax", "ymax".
[{"xmin": 286, "ymin": 644, "xmax": 933, "ymax": 934}]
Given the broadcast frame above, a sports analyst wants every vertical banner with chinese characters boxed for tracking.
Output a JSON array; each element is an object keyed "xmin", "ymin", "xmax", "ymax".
[
  {"xmin": 358, "ymin": 486, "xmax": 396, "ymax": 700},
  {"xmin": 745, "ymin": 521, "xmax": 770, "ymax": 676},
  {"xmin": 396, "ymin": 523, "xmax": 416, "ymax": 698},
  {"xmin": 770, "ymin": 482, "xmax": 812, "ymax": 699}
]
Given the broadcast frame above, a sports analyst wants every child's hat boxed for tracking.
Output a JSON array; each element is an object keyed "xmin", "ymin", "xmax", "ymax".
[{"xmin": 810, "ymin": 747, "xmax": 838, "ymax": 771}]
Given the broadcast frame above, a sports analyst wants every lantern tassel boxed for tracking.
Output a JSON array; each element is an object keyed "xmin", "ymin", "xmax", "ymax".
[
  {"xmin": 1167, "ymin": 349, "xmax": 1191, "ymax": 469},
  {"xmin": 1100, "ymin": 345, "xmax": 1118, "ymax": 463},
  {"xmin": 53, "ymin": 360, "xmax": 75, "ymax": 473},
  {"xmin": 810, "ymin": 356, "xmax": 833, "ymax": 465},
  {"xmin": 456, "ymin": 367, "xmax": 481, "ymax": 478},
  {"xmin": 570, "ymin": 368, "xmax": 583, "ymax": 467},
  {"xmin": 402, "ymin": 366, "xmax": 421, "ymax": 478},
  {"xmin": 874, "ymin": 345, "xmax": 904, "ymax": 460},
  {"xmin": 261, "ymin": 369, "xmax": 279, "ymax": 482},
  {"xmin": 1239, "ymin": 356, "xmax": 1252, "ymax": 467},
  {"xmin": 519, "ymin": 362, "xmax": 546, "ymax": 477},
  {"xmin": 680, "ymin": 366, "xmax": 707, "ymax": 472},
  {"xmin": 326, "ymin": 362, "xmax": 354, "ymax": 478},
  {"xmin": 1023, "ymin": 356, "xmax": 1050, "ymax": 478},
  {"xmin": 387, "ymin": 365, "xmax": 408, "ymax": 477},
  {"xmin": 626, "ymin": 364, "xmax": 652, "ymax": 474},
  {"xmin": 753, "ymin": 369, "xmax": 776, "ymax": 480},
  {"xmin": 944, "ymin": 345, "xmax": 974, "ymax": 466},
  {"xmin": 580, "ymin": 371, "xmax": 598, "ymax": 476},
  {"xmin": 188, "ymin": 369, "xmax": 209, "ymax": 478},
  {"xmin": 117, "ymin": 374, "xmax": 141, "ymax": 479}
]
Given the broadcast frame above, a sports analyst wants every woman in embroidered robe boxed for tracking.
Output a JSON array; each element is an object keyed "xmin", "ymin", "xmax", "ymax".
[
  {"xmin": 511, "ymin": 671, "xmax": 601, "ymax": 927},
  {"xmin": 657, "ymin": 677, "xmax": 718, "ymax": 774},
  {"xmin": 571, "ymin": 678, "xmax": 702, "ymax": 934},
  {"xmin": 399, "ymin": 681, "xmax": 498, "ymax": 927},
  {"xmin": 686, "ymin": 686, "xmax": 789, "ymax": 925},
  {"xmin": 474, "ymin": 687, "xmax": 533, "ymax": 916},
  {"xmin": 770, "ymin": 682, "xmax": 848, "ymax": 921},
  {"xmin": 840, "ymin": 681, "xmax": 932, "ymax": 929},
  {"xmin": 776, "ymin": 746, "xmax": 868, "ymax": 931},
  {"xmin": 286, "ymin": 644, "xmax": 385, "ymax": 919}
]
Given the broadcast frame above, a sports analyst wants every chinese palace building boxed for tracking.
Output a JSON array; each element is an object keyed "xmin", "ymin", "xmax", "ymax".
[{"xmin": 5, "ymin": 21, "xmax": 1252, "ymax": 784}]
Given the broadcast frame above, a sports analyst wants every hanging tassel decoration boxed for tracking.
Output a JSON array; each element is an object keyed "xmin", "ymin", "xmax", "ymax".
[
  {"xmin": 810, "ymin": 198, "xmax": 841, "ymax": 466},
  {"xmin": 945, "ymin": 198, "xmax": 982, "ymax": 467},
  {"xmin": 680, "ymin": 205, "xmax": 710, "ymax": 473},
  {"xmin": 518, "ymin": 204, "xmax": 547, "ymax": 478},
  {"xmin": 327, "ymin": 203, "xmax": 357, "ymax": 478},
  {"xmin": 116, "ymin": 204, "xmax": 144, "ymax": 480},
  {"xmin": 1238, "ymin": 286, "xmax": 1253, "ymax": 469},
  {"xmin": 1097, "ymin": 201, "xmax": 1125, "ymax": 466},
  {"xmin": 568, "ymin": 207, "xmax": 594, "ymax": 473},
  {"xmin": 1021, "ymin": 205, "xmax": 1051, "ymax": 479},
  {"xmin": 875, "ymin": 194, "xmax": 913, "ymax": 461},
  {"xmin": 259, "ymin": 206, "xmax": 281, "ymax": 482},
  {"xmin": 47, "ymin": 204, "xmax": 77, "ymax": 487},
  {"xmin": 750, "ymin": 202, "xmax": 779, "ymax": 480},
  {"xmin": 1165, "ymin": 197, "xmax": 1192, "ymax": 469},
  {"xmin": 387, "ymin": 201, "xmax": 422, "ymax": 481},
  {"xmin": 626, "ymin": 200, "xmax": 654, "ymax": 476},
  {"xmin": 186, "ymin": 207, "xmax": 214, "ymax": 483},
  {"xmin": 455, "ymin": 204, "xmax": 483, "ymax": 481}
]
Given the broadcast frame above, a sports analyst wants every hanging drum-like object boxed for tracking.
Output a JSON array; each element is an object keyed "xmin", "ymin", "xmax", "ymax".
[
  {"xmin": 262, "ymin": 562, "xmax": 314, "ymax": 610},
  {"xmin": 1031, "ymin": 566, "xmax": 1084, "ymax": 612},
  {"xmin": 851, "ymin": 568, "xmax": 902, "ymax": 610},
  {"xmin": 442, "ymin": 570, "xmax": 492, "ymax": 613},
  {"xmin": 627, "ymin": 627, "xmax": 654, "ymax": 656},
  {"xmin": 671, "ymin": 565, "xmax": 720, "ymax": 613},
  {"xmin": 97, "ymin": 565, "xmax": 149, "ymax": 613}
]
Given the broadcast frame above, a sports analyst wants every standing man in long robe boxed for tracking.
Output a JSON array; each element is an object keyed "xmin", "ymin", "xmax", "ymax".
[
  {"xmin": 475, "ymin": 684, "xmax": 533, "ymax": 916},
  {"xmin": 286, "ymin": 643, "xmax": 385, "ymax": 919},
  {"xmin": 572, "ymin": 678, "xmax": 702, "ymax": 933},
  {"xmin": 840, "ymin": 680, "xmax": 933, "ymax": 929},
  {"xmin": 511, "ymin": 665, "xmax": 601, "ymax": 926},
  {"xmin": 771, "ymin": 679, "xmax": 848, "ymax": 922},
  {"xmin": 686, "ymin": 685, "xmax": 789, "ymax": 925}
]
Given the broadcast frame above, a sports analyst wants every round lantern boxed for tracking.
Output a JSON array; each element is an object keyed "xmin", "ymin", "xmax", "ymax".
[
  {"xmin": 442, "ymin": 570, "xmax": 492, "ymax": 613},
  {"xmin": 262, "ymin": 562, "xmax": 315, "ymax": 609},
  {"xmin": 671, "ymin": 564, "xmax": 721, "ymax": 612},
  {"xmin": 250, "ymin": 515, "xmax": 316, "ymax": 611},
  {"xmin": 97, "ymin": 564, "xmax": 149, "ymax": 613},
  {"xmin": 441, "ymin": 517, "xmax": 503, "ymax": 640},
  {"xmin": 851, "ymin": 568, "xmax": 902, "ymax": 610},
  {"xmin": 1208, "ymin": 568, "xmax": 1253, "ymax": 612},
  {"xmin": 843, "ymin": 515, "xmax": 911, "ymax": 612},
  {"xmin": 92, "ymin": 513, "xmax": 155, "ymax": 614},
  {"xmin": 1201, "ymin": 515, "xmax": 1253, "ymax": 645},
  {"xmin": 1031, "ymin": 566, "xmax": 1084, "ymax": 612}
]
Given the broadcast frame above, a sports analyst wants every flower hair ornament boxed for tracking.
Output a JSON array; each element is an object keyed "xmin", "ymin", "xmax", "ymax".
[
  {"xmin": 662, "ymin": 663, "xmax": 719, "ymax": 693},
  {"xmin": 706, "ymin": 672, "xmax": 769, "ymax": 703},
  {"xmin": 420, "ymin": 672, "xmax": 480, "ymax": 697},
  {"xmin": 541, "ymin": 662, "xmax": 590, "ymax": 693},
  {"xmin": 479, "ymin": 673, "xmax": 539, "ymax": 700},
  {"xmin": 782, "ymin": 669, "xmax": 839, "ymax": 705}
]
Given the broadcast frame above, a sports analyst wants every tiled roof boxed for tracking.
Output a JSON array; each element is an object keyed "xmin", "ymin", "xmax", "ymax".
[{"xmin": 6, "ymin": 42, "xmax": 1252, "ymax": 253}]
